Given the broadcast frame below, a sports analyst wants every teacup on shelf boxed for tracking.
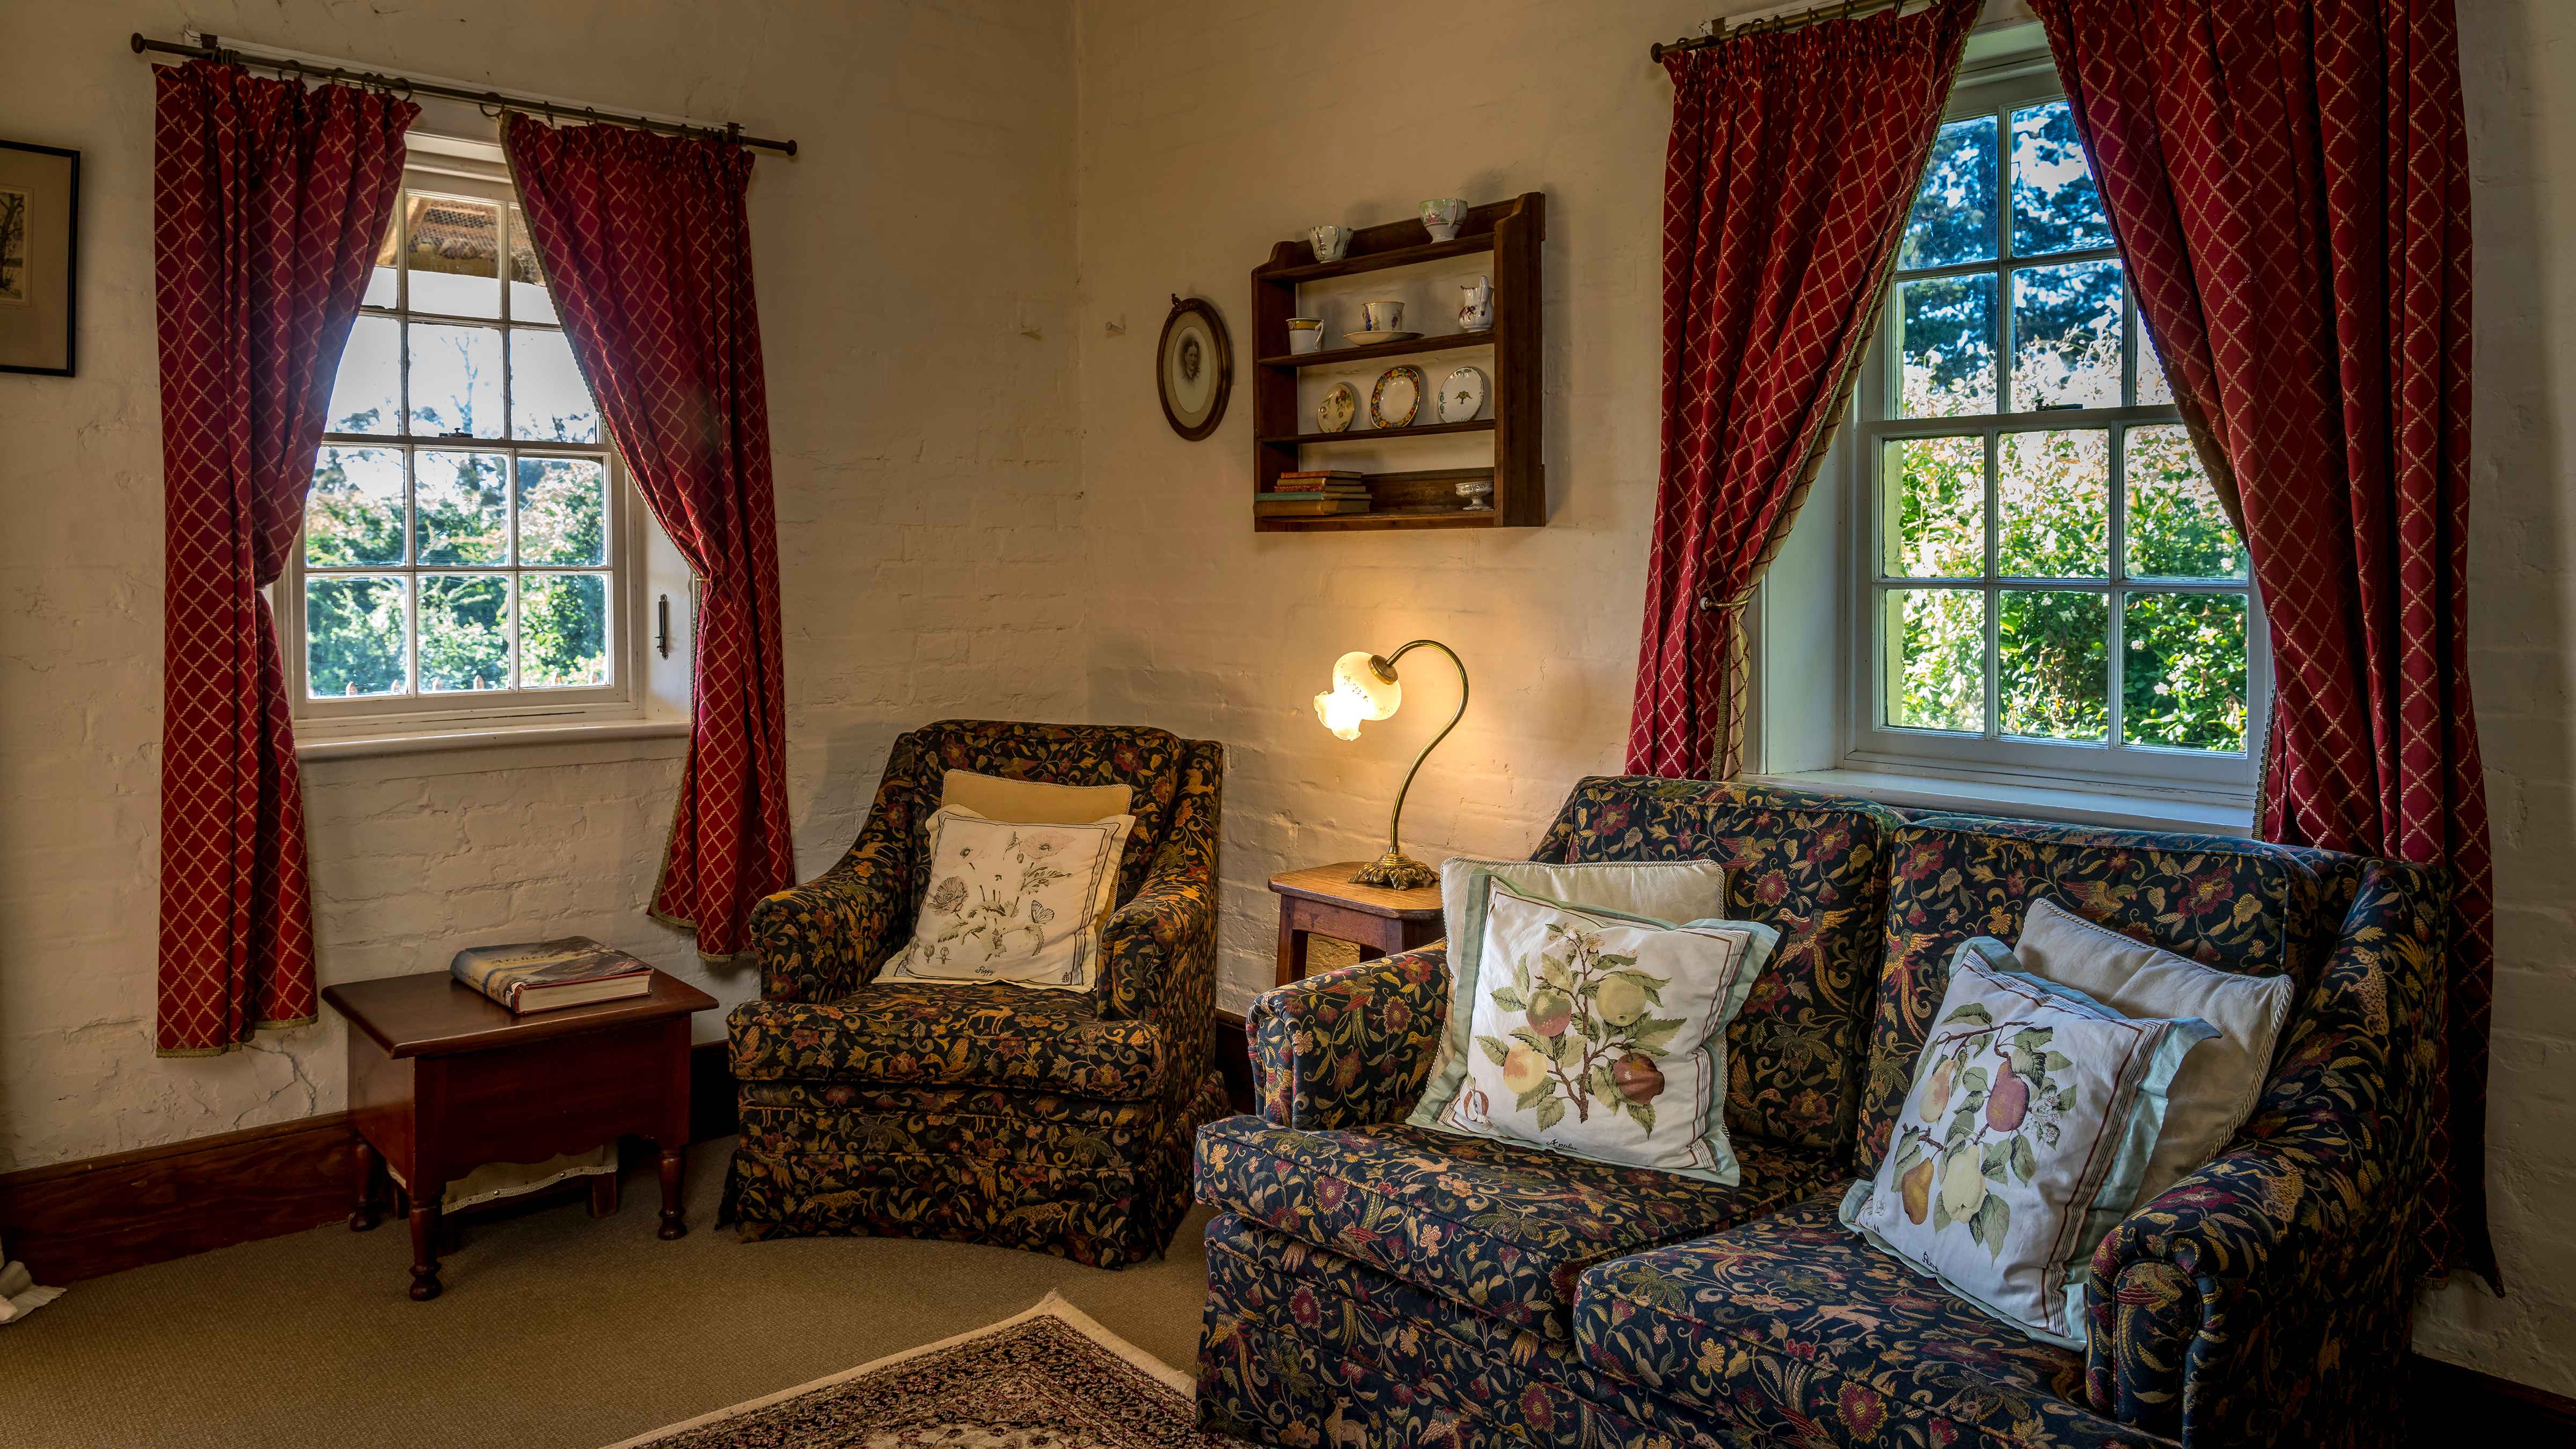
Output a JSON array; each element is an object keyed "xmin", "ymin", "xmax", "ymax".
[
  {"xmin": 1363, "ymin": 299, "xmax": 1405, "ymax": 333},
  {"xmin": 1421, "ymin": 199, "xmax": 1466, "ymax": 242},
  {"xmin": 1287, "ymin": 317, "xmax": 1325, "ymax": 354},
  {"xmin": 1309, "ymin": 225, "xmax": 1353, "ymax": 262}
]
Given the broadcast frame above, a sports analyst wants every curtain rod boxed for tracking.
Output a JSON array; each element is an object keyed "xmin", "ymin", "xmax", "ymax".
[
  {"xmin": 129, "ymin": 32, "xmax": 799, "ymax": 156},
  {"xmin": 1650, "ymin": 0, "xmax": 1916, "ymax": 62}
]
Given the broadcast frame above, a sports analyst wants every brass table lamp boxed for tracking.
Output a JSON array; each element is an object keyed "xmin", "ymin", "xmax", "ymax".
[{"xmin": 1313, "ymin": 639, "xmax": 1466, "ymax": 891}]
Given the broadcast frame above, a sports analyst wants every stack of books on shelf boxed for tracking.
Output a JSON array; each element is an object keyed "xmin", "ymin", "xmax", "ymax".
[
  {"xmin": 1257, "ymin": 471, "xmax": 1372, "ymax": 517},
  {"xmin": 451, "ymin": 936, "xmax": 654, "ymax": 1013}
]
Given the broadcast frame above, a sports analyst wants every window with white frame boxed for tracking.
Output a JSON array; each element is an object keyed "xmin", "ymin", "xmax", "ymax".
[
  {"xmin": 1845, "ymin": 64, "xmax": 2265, "ymax": 799},
  {"xmin": 284, "ymin": 158, "xmax": 660, "ymax": 735}
]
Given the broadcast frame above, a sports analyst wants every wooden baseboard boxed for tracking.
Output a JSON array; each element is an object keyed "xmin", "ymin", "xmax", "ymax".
[
  {"xmin": 0, "ymin": 1040, "xmax": 736, "ymax": 1285},
  {"xmin": 2406, "ymin": 1353, "xmax": 2576, "ymax": 1438}
]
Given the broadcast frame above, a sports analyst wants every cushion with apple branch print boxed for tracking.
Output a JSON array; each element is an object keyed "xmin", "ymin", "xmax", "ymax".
[
  {"xmin": 1839, "ymin": 941, "xmax": 2215, "ymax": 1347},
  {"xmin": 1426, "ymin": 879, "xmax": 1778, "ymax": 1184}
]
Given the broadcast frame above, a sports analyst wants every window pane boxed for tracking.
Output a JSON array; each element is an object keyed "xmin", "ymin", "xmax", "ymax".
[
  {"xmin": 304, "ymin": 575, "xmax": 408, "ymax": 698},
  {"xmin": 511, "ymin": 329, "xmax": 601, "ymax": 443},
  {"xmin": 363, "ymin": 208, "xmax": 398, "ymax": 309},
  {"xmin": 1882, "ymin": 436, "xmax": 1984, "ymax": 578},
  {"xmin": 2000, "ymin": 590, "xmax": 2109, "ymax": 741},
  {"xmin": 2127, "ymin": 425, "xmax": 2248, "ymax": 579},
  {"xmin": 415, "ymin": 450, "xmax": 510, "ymax": 565},
  {"xmin": 306, "ymin": 447, "xmax": 407, "ymax": 567},
  {"xmin": 507, "ymin": 205, "xmax": 557, "ymax": 325},
  {"xmin": 326, "ymin": 315, "xmax": 401, "ymax": 436},
  {"xmin": 407, "ymin": 323, "xmax": 504, "ymax": 438},
  {"xmin": 2137, "ymin": 318, "xmax": 2174, "ymax": 405},
  {"xmin": 1896, "ymin": 274, "xmax": 1997, "ymax": 418},
  {"xmin": 419, "ymin": 574, "xmax": 511, "ymax": 692},
  {"xmin": 2123, "ymin": 592, "xmax": 2249, "ymax": 752},
  {"xmin": 2010, "ymin": 100, "xmax": 2113, "ymax": 257},
  {"xmin": 1883, "ymin": 587, "xmax": 1986, "ymax": 733},
  {"xmin": 1900, "ymin": 116, "xmax": 1997, "ymax": 270},
  {"xmin": 404, "ymin": 195, "xmax": 500, "ymax": 319},
  {"xmin": 1997, "ymin": 429, "xmax": 2109, "ymax": 577},
  {"xmin": 522, "ymin": 573, "xmax": 610, "ymax": 688},
  {"xmin": 516, "ymin": 457, "xmax": 610, "ymax": 565},
  {"xmin": 2011, "ymin": 260, "xmax": 2124, "ymax": 410}
]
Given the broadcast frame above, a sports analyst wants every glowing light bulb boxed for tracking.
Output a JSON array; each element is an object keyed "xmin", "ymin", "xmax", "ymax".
[{"xmin": 1316, "ymin": 686, "xmax": 1368, "ymax": 740}]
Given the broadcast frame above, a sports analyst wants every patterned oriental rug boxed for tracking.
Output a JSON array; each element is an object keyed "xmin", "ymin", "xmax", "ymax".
[{"xmin": 604, "ymin": 1294, "xmax": 1232, "ymax": 1448}]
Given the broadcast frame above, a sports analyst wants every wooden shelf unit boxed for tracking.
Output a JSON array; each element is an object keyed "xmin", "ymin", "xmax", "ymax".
[{"xmin": 1250, "ymin": 192, "xmax": 1545, "ymax": 532}]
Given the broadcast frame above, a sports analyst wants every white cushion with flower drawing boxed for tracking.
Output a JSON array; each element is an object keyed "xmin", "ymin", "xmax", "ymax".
[
  {"xmin": 879, "ymin": 804, "xmax": 1134, "ymax": 991},
  {"xmin": 1839, "ymin": 942, "xmax": 2215, "ymax": 1346},
  {"xmin": 1423, "ymin": 878, "xmax": 1778, "ymax": 1184}
]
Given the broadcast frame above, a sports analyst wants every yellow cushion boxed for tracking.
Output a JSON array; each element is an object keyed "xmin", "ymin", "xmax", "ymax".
[{"xmin": 939, "ymin": 769, "xmax": 1132, "ymax": 825}]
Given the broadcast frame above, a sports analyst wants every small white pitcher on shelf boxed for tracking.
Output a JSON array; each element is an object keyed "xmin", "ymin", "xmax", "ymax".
[{"xmin": 1456, "ymin": 274, "xmax": 1495, "ymax": 332}]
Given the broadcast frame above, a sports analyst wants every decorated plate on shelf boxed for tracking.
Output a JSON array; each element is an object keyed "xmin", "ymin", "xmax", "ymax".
[
  {"xmin": 1316, "ymin": 382, "xmax": 1359, "ymax": 434},
  {"xmin": 1370, "ymin": 366, "xmax": 1425, "ymax": 429},
  {"xmin": 1437, "ymin": 365, "xmax": 1488, "ymax": 423}
]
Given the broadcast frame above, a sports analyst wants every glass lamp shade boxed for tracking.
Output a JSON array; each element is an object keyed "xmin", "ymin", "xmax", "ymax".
[{"xmin": 1314, "ymin": 650, "xmax": 1401, "ymax": 740}]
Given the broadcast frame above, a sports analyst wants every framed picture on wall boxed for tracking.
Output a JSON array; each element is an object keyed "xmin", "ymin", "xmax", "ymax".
[{"xmin": 0, "ymin": 140, "xmax": 80, "ymax": 377}]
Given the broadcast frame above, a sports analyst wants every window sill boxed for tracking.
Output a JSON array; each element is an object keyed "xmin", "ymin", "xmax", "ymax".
[
  {"xmin": 296, "ymin": 715, "xmax": 690, "ymax": 762},
  {"xmin": 1747, "ymin": 768, "xmax": 2254, "ymax": 838}
]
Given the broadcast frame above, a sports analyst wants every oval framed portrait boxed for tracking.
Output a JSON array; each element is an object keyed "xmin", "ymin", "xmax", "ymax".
[{"xmin": 1157, "ymin": 294, "xmax": 1231, "ymax": 441}]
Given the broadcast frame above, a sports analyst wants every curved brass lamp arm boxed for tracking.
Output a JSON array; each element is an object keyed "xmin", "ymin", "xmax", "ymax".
[{"xmin": 1350, "ymin": 639, "xmax": 1466, "ymax": 891}]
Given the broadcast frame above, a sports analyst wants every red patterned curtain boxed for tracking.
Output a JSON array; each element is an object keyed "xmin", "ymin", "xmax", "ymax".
[
  {"xmin": 2031, "ymin": 0, "xmax": 2493, "ymax": 1285},
  {"xmin": 1624, "ymin": 0, "xmax": 1981, "ymax": 781},
  {"xmin": 504, "ymin": 116, "xmax": 793, "ymax": 958},
  {"xmin": 154, "ymin": 61, "xmax": 414, "ymax": 1056}
]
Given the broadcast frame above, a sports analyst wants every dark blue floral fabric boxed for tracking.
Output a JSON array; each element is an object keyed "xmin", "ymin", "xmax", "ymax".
[
  {"xmin": 1533, "ymin": 776, "xmax": 1908, "ymax": 1152},
  {"xmin": 1194, "ymin": 778, "xmax": 2447, "ymax": 1448},
  {"xmin": 1196, "ymin": 1114, "xmax": 1843, "ymax": 1340},
  {"xmin": 724, "ymin": 721, "xmax": 1225, "ymax": 1268},
  {"xmin": 1198, "ymin": 1212, "xmax": 1692, "ymax": 1448},
  {"xmin": 729, "ymin": 982, "xmax": 1165, "ymax": 1100},
  {"xmin": 1249, "ymin": 946, "xmax": 1451, "ymax": 1131},
  {"xmin": 1574, "ymin": 1194, "xmax": 2163, "ymax": 1448},
  {"xmin": 1862, "ymin": 816, "xmax": 2326, "ymax": 1170}
]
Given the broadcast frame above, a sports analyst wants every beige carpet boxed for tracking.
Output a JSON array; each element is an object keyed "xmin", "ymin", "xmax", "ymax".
[{"xmin": 0, "ymin": 1139, "xmax": 1218, "ymax": 1449}]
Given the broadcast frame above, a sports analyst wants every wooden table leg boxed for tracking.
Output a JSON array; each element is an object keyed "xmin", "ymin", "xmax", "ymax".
[
  {"xmin": 589, "ymin": 1168, "xmax": 620, "ymax": 1218},
  {"xmin": 407, "ymin": 1196, "xmax": 444, "ymax": 1301},
  {"xmin": 348, "ymin": 1138, "xmax": 382, "ymax": 1232},
  {"xmin": 656, "ymin": 1147, "xmax": 686, "ymax": 1240},
  {"xmin": 1275, "ymin": 907, "xmax": 1313, "ymax": 987}
]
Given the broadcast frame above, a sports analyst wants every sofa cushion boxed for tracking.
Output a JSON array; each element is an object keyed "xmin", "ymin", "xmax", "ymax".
[
  {"xmin": 1530, "ymin": 776, "xmax": 1908, "ymax": 1154},
  {"xmin": 894, "ymin": 720, "xmax": 1194, "ymax": 903},
  {"xmin": 1194, "ymin": 1113, "xmax": 1842, "ymax": 1341},
  {"xmin": 728, "ymin": 982, "xmax": 1163, "ymax": 1100},
  {"xmin": 1574, "ymin": 1194, "xmax": 2164, "ymax": 1448},
  {"xmin": 1860, "ymin": 815, "xmax": 2323, "ymax": 1169}
]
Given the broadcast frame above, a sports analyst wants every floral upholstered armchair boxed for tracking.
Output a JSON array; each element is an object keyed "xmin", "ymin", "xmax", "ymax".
[{"xmin": 719, "ymin": 720, "xmax": 1228, "ymax": 1268}]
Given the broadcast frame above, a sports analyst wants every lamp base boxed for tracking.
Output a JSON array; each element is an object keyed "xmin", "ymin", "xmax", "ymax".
[{"xmin": 1349, "ymin": 850, "xmax": 1439, "ymax": 892}]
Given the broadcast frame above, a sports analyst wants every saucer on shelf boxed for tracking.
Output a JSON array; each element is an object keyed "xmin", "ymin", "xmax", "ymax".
[
  {"xmin": 1316, "ymin": 382, "xmax": 1359, "ymax": 434},
  {"xmin": 1343, "ymin": 331, "xmax": 1422, "ymax": 347}
]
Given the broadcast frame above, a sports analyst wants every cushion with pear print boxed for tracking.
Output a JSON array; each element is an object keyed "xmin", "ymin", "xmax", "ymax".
[{"xmin": 1839, "ymin": 941, "xmax": 2216, "ymax": 1347}]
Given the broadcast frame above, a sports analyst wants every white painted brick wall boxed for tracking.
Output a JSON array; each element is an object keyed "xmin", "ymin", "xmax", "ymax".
[
  {"xmin": 0, "ymin": 0, "xmax": 1087, "ymax": 1168},
  {"xmin": 1072, "ymin": 0, "xmax": 2576, "ymax": 1398}
]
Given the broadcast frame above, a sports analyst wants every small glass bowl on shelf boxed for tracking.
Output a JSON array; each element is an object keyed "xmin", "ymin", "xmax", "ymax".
[{"xmin": 1455, "ymin": 477, "xmax": 1495, "ymax": 512}]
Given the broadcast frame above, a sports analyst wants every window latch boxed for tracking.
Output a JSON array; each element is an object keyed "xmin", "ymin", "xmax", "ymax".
[{"xmin": 656, "ymin": 593, "xmax": 671, "ymax": 658}]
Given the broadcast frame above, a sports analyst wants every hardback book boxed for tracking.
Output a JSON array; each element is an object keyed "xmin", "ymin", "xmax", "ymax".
[
  {"xmin": 1256, "ymin": 497, "xmax": 1370, "ymax": 516},
  {"xmin": 450, "ymin": 937, "xmax": 653, "ymax": 1014},
  {"xmin": 1255, "ymin": 489, "xmax": 1369, "ymax": 501},
  {"xmin": 1277, "ymin": 469, "xmax": 1366, "ymax": 482}
]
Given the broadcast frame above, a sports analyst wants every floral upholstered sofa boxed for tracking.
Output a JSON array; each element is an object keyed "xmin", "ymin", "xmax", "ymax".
[
  {"xmin": 1194, "ymin": 775, "xmax": 2447, "ymax": 1449},
  {"xmin": 721, "ymin": 720, "xmax": 1230, "ymax": 1268}
]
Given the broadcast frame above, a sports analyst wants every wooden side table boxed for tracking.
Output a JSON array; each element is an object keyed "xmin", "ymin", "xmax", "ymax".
[
  {"xmin": 321, "ymin": 969, "xmax": 717, "ymax": 1300},
  {"xmin": 1268, "ymin": 862, "xmax": 1446, "ymax": 987}
]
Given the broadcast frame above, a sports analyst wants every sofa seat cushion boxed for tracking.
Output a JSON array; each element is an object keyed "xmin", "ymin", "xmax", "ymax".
[
  {"xmin": 1194, "ymin": 1114, "xmax": 1841, "ymax": 1341},
  {"xmin": 728, "ymin": 982, "xmax": 1163, "ymax": 1101},
  {"xmin": 1574, "ymin": 1194, "xmax": 2164, "ymax": 1448}
]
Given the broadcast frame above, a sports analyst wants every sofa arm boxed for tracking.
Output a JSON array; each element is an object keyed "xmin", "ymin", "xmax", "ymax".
[
  {"xmin": 1249, "ymin": 945, "xmax": 1451, "ymax": 1130},
  {"xmin": 2082, "ymin": 860, "xmax": 2448, "ymax": 1445}
]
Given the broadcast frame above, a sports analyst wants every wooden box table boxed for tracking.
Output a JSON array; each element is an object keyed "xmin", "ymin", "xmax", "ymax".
[
  {"xmin": 1269, "ymin": 862, "xmax": 1445, "ymax": 987},
  {"xmin": 322, "ymin": 969, "xmax": 716, "ymax": 1300}
]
